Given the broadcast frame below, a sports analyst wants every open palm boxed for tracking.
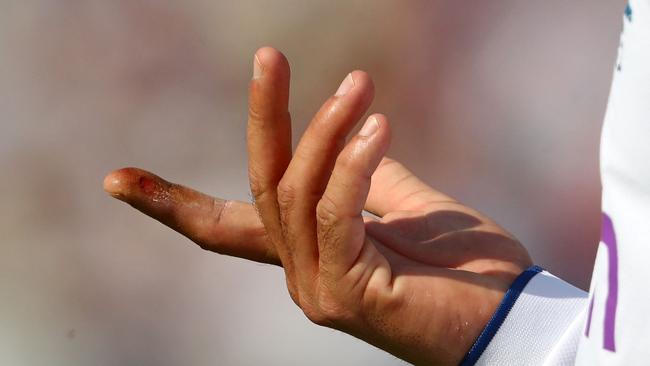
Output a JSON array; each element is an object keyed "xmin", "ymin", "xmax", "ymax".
[{"xmin": 104, "ymin": 47, "xmax": 531, "ymax": 365}]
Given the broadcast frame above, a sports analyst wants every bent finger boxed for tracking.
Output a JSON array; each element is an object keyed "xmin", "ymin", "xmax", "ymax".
[
  {"xmin": 316, "ymin": 113, "xmax": 391, "ymax": 276},
  {"xmin": 103, "ymin": 167, "xmax": 279, "ymax": 265}
]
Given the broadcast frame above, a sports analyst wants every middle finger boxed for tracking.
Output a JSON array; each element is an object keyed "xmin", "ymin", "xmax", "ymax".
[{"xmin": 276, "ymin": 70, "xmax": 375, "ymax": 288}]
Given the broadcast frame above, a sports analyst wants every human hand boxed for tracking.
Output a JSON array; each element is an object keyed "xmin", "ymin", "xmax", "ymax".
[{"xmin": 103, "ymin": 47, "xmax": 532, "ymax": 365}]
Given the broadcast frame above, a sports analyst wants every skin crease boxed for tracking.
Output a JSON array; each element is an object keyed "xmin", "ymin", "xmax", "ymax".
[{"xmin": 103, "ymin": 47, "xmax": 532, "ymax": 365}]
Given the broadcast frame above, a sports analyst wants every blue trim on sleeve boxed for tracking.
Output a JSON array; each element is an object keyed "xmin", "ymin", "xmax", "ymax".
[{"xmin": 459, "ymin": 265, "xmax": 543, "ymax": 366}]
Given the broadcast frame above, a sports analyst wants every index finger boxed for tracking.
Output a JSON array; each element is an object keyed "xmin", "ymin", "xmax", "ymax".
[{"xmin": 247, "ymin": 47, "xmax": 293, "ymax": 265}]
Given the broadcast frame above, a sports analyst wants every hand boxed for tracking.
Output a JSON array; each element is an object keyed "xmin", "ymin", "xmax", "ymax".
[{"xmin": 103, "ymin": 47, "xmax": 532, "ymax": 365}]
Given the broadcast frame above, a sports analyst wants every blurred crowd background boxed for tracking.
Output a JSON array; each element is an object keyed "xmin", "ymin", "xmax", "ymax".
[{"xmin": 0, "ymin": 1, "xmax": 625, "ymax": 365}]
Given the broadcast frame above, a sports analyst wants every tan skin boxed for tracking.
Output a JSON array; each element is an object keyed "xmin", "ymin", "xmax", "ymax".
[{"xmin": 103, "ymin": 47, "xmax": 532, "ymax": 365}]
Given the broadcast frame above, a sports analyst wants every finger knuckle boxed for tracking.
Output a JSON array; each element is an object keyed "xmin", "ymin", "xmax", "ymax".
[
  {"xmin": 316, "ymin": 194, "xmax": 340, "ymax": 227},
  {"xmin": 194, "ymin": 199, "xmax": 231, "ymax": 251},
  {"xmin": 247, "ymin": 109, "xmax": 265, "ymax": 127},
  {"xmin": 276, "ymin": 180, "xmax": 297, "ymax": 212},
  {"xmin": 316, "ymin": 195, "xmax": 345, "ymax": 252},
  {"xmin": 335, "ymin": 150, "xmax": 356, "ymax": 170},
  {"xmin": 302, "ymin": 304, "xmax": 340, "ymax": 327},
  {"xmin": 312, "ymin": 290, "xmax": 355, "ymax": 327},
  {"xmin": 285, "ymin": 279, "xmax": 302, "ymax": 308},
  {"xmin": 336, "ymin": 152, "xmax": 372, "ymax": 181},
  {"xmin": 248, "ymin": 167, "xmax": 266, "ymax": 197},
  {"xmin": 303, "ymin": 309, "xmax": 329, "ymax": 326}
]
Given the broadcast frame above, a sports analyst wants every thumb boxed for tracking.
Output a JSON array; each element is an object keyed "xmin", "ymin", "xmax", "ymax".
[{"xmin": 365, "ymin": 157, "xmax": 455, "ymax": 216}]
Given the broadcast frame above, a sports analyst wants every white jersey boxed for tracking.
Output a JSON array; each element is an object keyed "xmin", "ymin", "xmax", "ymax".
[{"xmin": 461, "ymin": 2, "xmax": 650, "ymax": 365}]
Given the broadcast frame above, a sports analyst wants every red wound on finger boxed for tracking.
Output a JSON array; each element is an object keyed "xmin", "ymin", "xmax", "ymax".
[{"xmin": 139, "ymin": 176, "xmax": 157, "ymax": 195}]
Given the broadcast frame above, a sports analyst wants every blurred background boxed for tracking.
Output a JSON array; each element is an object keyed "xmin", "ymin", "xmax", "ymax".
[{"xmin": 0, "ymin": 1, "xmax": 625, "ymax": 365}]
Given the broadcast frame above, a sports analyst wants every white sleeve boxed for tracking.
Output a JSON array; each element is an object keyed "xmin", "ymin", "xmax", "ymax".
[{"xmin": 459, "ymin": 266, "xmax": 589, "ymax": 366}]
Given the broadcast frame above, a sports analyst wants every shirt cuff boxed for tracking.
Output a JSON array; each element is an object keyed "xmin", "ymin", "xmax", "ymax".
[{"xmin": 460, "ymin": 266, "xmax": 589, "ymax": 366}]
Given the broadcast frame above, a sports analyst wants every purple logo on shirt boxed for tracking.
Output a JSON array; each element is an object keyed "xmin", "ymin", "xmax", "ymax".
[{"xmin": 584, "ymin": 213, "xmax": 618, "ymax": 352}]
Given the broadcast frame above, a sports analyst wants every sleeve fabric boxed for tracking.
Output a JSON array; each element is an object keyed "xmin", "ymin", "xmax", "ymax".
[
  {"xmin": 460, "ymin": 266, "xmax": 588, "ymax": 366},
  {"xmin": 466, "ymin": 2, "xmax": 650, "ymax": 364}
]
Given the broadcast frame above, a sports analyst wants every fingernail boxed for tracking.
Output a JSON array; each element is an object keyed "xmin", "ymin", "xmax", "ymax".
[
  {"xmin": 358, "ymin": 116, "xmax": 379, "ymax": 137},
  {"xmin": 335, "ymin": 73, "xmax": 355, "ymax": 96},
  {"xmin": 253, "ymin": 54, "xmax": 262, "ymax": 79}
]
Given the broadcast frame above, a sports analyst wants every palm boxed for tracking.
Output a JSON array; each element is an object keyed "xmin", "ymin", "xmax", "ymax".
[
  {"xmin": 368, "ymin": 207, "xmax": 529, "ymax": 281},
  {"xmin": 362, "ymin": 158, "xmax": 530, "ymax": 282},
  {"xmin": 323, "ymin": 158, "xmax": 532, "ymax": 364}
]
